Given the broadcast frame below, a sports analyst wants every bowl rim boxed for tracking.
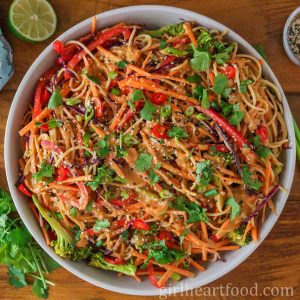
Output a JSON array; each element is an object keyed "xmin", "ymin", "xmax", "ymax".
[
  {"xmin": 4, "ymin": 5, "xmax": 296, "ymax": 296},
  {"xmin": 282, "ymin": 6, "xmax": 300, "ymax": 66}
]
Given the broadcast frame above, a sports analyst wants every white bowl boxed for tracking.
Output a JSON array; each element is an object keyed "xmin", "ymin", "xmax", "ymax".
[
  {"xmin": 4, "ymin": 5, "xmax": 296, "ymax": 296},
  {"xmin": 283, "ymin": 6, "xmax": 300, "ymax": 66}
]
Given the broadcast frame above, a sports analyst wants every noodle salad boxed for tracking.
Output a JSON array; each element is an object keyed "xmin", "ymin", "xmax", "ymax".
[{"xmin": 18, "ymin": 20, "xmax": 288, "ymax": 287}]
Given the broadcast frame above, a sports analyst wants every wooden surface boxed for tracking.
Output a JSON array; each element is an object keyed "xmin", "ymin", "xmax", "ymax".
[{"xmin": 0, "ymin": 0, "xmax": 300, "ymax": 299}]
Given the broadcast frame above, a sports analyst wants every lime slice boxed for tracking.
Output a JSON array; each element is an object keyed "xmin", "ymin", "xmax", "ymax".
[{"xmin": 8, "ymin": 0, "xmax": 57, "ymax": 42}]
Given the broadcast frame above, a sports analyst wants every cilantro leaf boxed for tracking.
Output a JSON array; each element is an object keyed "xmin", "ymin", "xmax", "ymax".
[
  {"xmin": 83, "ymin": 131, "xmax": 91, "ymax": 147},
  {"xmin": 32, "ymin": 160, "xmax": 54, "ymax": 182},
  {"xmin": 129, "ymin": 89, "xmax": 145, "ymax": 110},
  {"xmin": 228, "ymin": 104, "xmax": 245, "ymax": 126},
  {"xmin": 32, "ymin": 279, "xmax": 48, "ymax": 298},
  {"xmin": 252, "ymin": 135, "xmax": 271, "ymax": 158},
  {"xmin": 86, "ymin": 74, "xmax": 100, "ymax": 84},
  {"xmin": 186, "ymin": 74, "xmax": 201, "ymax": 83},
  {"xmin": 226, "ymin": 197, "xmax": 240, "ymax": 221},
  {"xmin": 47, "ymin": 118, "xmax": 62, "ymax": 129},
  {"xmin": 201, "ymin": 89, "xmax": 210, "ymax": 108},
  {"xmin": 48, "ymin": 91, "xmax": 62, "ymax": 109},
  {"xmin": 173, "ymin": 196, "xmax": 208, "ymax": 223},
  {"xmin": 195, "ymin": 160, "xmax": 213, "ymax": 188},
  {"xmin": 241, "ymin": 166, "xmax": 263, "ymax": 190},
  {"xmin": 8, "ymin": 266, "xmax": 27, "ymax": 288},
  {"xmin": 240, "ymin": 79, "xmax": 254, "ymax": 93},
  {"xmin": 140, "ymin": 101, "xmax": 156, "ymax": 120},
  {"xmin": 134, "ymin": 153, "xmax": 153, "ymax": 172},
  {"xmin": 86, "ymin": 166, "xmax": 114, "ymax": 191},
  {"xmin": 116, "ymin": 60, "xmax": 128, "ymax": 69},
  {"xmin": 197, "ymin": 29, "xmax": 212, "ymax": 49},
  {"xmin": 121, "ymin": 230, "xmax": 129, "ymax": 241},
  {"xmin": 0, "ymin": 189, "xmax": 15, "ymax": 214},
  {"xmin": 214, "ymin": 74, "xmax": 228, "ymax": 95},
  {"xmin": 93, "ymin": 219, "xmax": 110, "ymax": 231},
  {"xmin": 214, "ymin": 52, "xmax": 230, "ymax": 64},
  {"xmin": 190, "ymin": 48, "xmax": 211, "ymax": 71},
  {"xmin": 95, "ymin": 135, "xmax": 110, "ymax": 158},
  {"xmin": 108, "ymin": 71, "xmax": 117, "ymax": 79},
  {"xmin": 167, "ymin": 127, "xmax": 188, "ymax": 139},
  {"xmin": 149, "ymin": 169, "xmax": 160, "ymax": 185}
]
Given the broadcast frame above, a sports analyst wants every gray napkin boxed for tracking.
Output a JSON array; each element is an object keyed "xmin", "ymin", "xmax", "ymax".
[{"xmin": 0, "ymin": 27, "xmax": 14, "ymax": 90}]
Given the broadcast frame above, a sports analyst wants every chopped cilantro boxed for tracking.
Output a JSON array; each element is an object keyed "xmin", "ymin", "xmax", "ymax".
[
  {"xmin": 86, "ymin": 166, "xmax": 114, "ymax": 191},
  {"xmin": 241, "ymin": 166, "xmax": 263, "ymax": 191},
  {"xmin": 95, "ymin": 135, "xmax": 110, "ymax": 158},
  {"xmin": 240, "ymin": 79, "xmax": 254, "ymax": 93},
  {"xmin": 32, "ymin": 160, "xmax": 54, "ymax": 182},
  {"xmin": 48, "ymin": 91, "xmax": 62, "ymax": 109},
  {"xmin": 149, "ymin": 169, "xmax": 160, "ymax": 185},
  {"xmin": 213, "ymin": 74, "xmax": 228, "ymax": 95},
  {"xmin": 134, "ymin": 153, "xmax": 153, "ymax": 172},
  {"xmin": 195, "ymin": 160, "xmax": 213, "ymax": 188},
  {"xmin": 167, "ymin": 127, "xmax": 188, "ymax": 139},
  {"xmin": 186, "ymin": 74, "xmax": 201, "ymax": 83},
  {"xmin": 116, "ymin": 60, "xmax": 128, "ymax": 69},
  {"xmin": 141, "ymin": 101, "xmax": 156, "ymax": 120},
  {"xmin": 226, "ymin": 197, "xmax": 240, "ymax": 221},
  {"xmin": 93, "ymin": 219, "xmax": 110, "ymax": 231},
  {"xmin": 228, "ymin": 104, "xmax": 245, "ymax": 126},
  {"xmin": 190, "ymin": 47, "xmax": 211, "ymax": 71}
]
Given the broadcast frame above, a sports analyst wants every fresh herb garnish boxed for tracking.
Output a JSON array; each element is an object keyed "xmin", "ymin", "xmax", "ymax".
[
  {"xmin": 111, "ymin": 88, "xmax": 121, "ymax": 96},
  {"xmin": 228, "ymin": 104, "xmax": 245, "ymax": 126},
  {"xmin": 213, "ymin": 74, "xmax": 229, "ymax": 95},
  {"xmin": 32, "ymin": 160, "xmax": 54, "ymax": 182},
  {"xmin": 226, "ymin": 197, "xmax": 240, "ymax": 221},
  {"xmin": 141, "ymin": 101, "xmax": 156, "ymax": 120},
  {"xmin": 240, "ymin": 79, "xmax": 254, "ymax": 93},
  {"xmin": 186, "ymin": 74, "xmax": 201, "ymax": 83},
  {"xmin": 116, "ymin": 60, "xmax": 128, "ymax": 69},
  {"xmin": 93, "ymin": 219, "xmax": 110, "ymax": 231},
  {"xmin": 86, "ymin": 166, "xmax": 114, "ymax": 191},
  {"xmin": 129, "ymin": 89, "xmax": 145, "ymax": 110},
  {"xmin": 167, "ymin": 127, "xmax": 188, "ymax": 139},
  {"xmin": 241, "ymin": 166, "xmax": 263, "ymax": 191},
  {"xmin": 86, "ymin": 74, "xmax": 100, "ymax": 84},
  {"xmin": 108, "ymin": 71, "xmax": 117, "ymax": 79},
  {"xmin": 48, "ymin": 91, "xmax": 62, "ymax": 109},
  {"xmin": 134, "ymin": 153, "xmax": 153, "ymax": 172},
  {"xmin": 149, "ymin": 169, "xmax": 160, "ymax": 185},
  {"xmin": 195, "ymin": 160, "xmax": 213, "ymax": 189},
  {"xmin": 190, "ymin": 47, "xmax": 211, "ymax": 71},
  {"xmin": 95, "ymin": 135, "xmax": 110, "ymax": 158}
]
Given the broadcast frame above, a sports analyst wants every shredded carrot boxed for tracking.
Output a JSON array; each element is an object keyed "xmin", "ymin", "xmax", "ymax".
[
  {"xmin": 209, "ymin": 72, "xmax": 215, "ymax": 86},
  {"xmin": 218, "ymin": 245, "xmax": 240, "ymax": 251},
  {"xmin": 132, "ymin": 252, "xmax": 194, "ymax": 277},
  {"xmin": 90, "ymin": 123, "xmax": 105, "ymax": 138},
  {"xmin": 48, "ymin": 182, "xmax": 79, "ymax": 192},
  {"xmin": 157, "ymin": 258, "xmax": 184, "ymax": 287},
  {"xmin": 201, "ymin": 222, "xmax": 208, "ymax": 241},
  {"xmin": 19, "ymin": 108, "xmax": 50, "ymax": 136},
  {"xmin": 264, "ymin": 157, "xmax": 271, "ymax": 196},
  {"xmin": 109, "ymin": 101, "xmax": 128, "ymax": 131},
  {"xmin": 251, "ymin": 226, "xmax": 258, "ymax": 242},
  {"xmin": 91, "ymin": 16, "xmax": 97, "ymax": 34},
  {"xmin": 242, "ymin": 221, "xmax": 252, "ymax": 242},
  {"xmin": 188, "ymin": 258, "xmax": 205, "ymax": 272},
  {"xmin": 60, "ymin": 175, "xmax": 93, "ymax": 183},
  {"xmin": 61, "ymin": 82, "xmax": 71, "ymax": 97},
  {"xmin": 259, "ymin": 58, "xmax": 264, "ymax": 65},
  {"xmin": 141, "ymin": 50, "xmax": 153, "ymax": 69},
  {"xmin": 183, "ymin": 22, "xmax": 197, "ymax": 46}
]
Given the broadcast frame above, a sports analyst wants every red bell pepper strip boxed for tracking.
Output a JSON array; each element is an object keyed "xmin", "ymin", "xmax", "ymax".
[
  {"xmin": 104, "ymin": 256, "xmax": 125, "ymax": 265},
  {"xmin": 172, "ymin": 37, "xmax": 190, "ymax": 47},
  {"xmin": 210, "ymin": 234, "xmax": 219, "ymax": 243},
  {"xmin": 148, "ymin": 263, "xmax": 163, "ymax": 288},
  {"xmin": 93, "ymin": 98, "xmax": 103, "ymax": 118},
  {"xmin": 53, "ymin": 40, "xmax": 78, "ymax": 56},
  {"xmin": 256, "ymin": 125, "xmax": 268, "ymax": 144},
  {"xmin": 55, "ymin": 53, "xmax": 76, "ymax": 66},
  {"xmin": 84, "ymin": 228, "xmax": 98, "ymax": 236},
  {"xmin": 18, "ymin": 183, "xmax": 32, "ymax": 197},
  {"xmin": 55, "ymin": 165, "xmax": 69, "ymax": 181},
  {"xmin": 67, "ymin": 26, "xmax": 131, "ymax": 69},
  {"xmin": 158, "ymin": 230, "xmax": 174, "ymax": 248},
  {"xmin": 198, "ymin": 107, "xmax": 251, "ymax": 149},
  {"xmin": 152, "ymin": 124, "xmax": 168, "ymax": 139},
  {"xmin": 160, "ymin": 55, "xmax": 176, "ymax": 68},
  {"xmin": 132, "ymin": 219, "xmax": 150, "ymax": 231},
  {"xmin": 33, "ymin": 81, "xmax": 45, "ymax": 118}
]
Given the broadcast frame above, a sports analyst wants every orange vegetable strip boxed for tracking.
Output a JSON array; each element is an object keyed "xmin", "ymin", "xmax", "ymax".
[
  {"xmin": 109, "ymin": 100, "xmax": 128, "ymax": 131},
  {"xmin": 118, "ymin": 78, "xmax": 199, "ymax": 106},
  {"xmin": 141, "ymin": 50, "xmax": 153, "ymax": 69},
  {"xmin": 136, "ymin": 270, "xmax": 165, "ymax": 276},
  {"xmin": 60, "ymin": 175, "xmax": 93, "ymax": 183},
  {"xmin": 91, "ymin": 16, "xmax": 97, "ymax": 34},
  {"xmin": 132, "ymin": 252, "xmax": 194, "ymax": 277},
  {"xmin": 264, "ymin": 157, "xmax": 271, "ymax": 196},
  {"xmin": 251, "ymin": 226, "xmax": 258, "ymax": 242},
  {"xmin": 19, "ymin": 107, "xmax": 50, "ymax": 136},
  {"xmin": 157, "ymin": 258, "xmax": 184, "ymax": 287},
  {"xmin": 242, "ymin": 221, "xmax": 252, "ymax": 242},
  {"xmin": 183, "ymin": 22, "xmax": 197, "ymax": 46},
  {"xmin": 188, "ymin": 258, "xmax": 205, "ymax": 272},
  {"xmin": 185, "ymin": 232, "xmax": 209, "ymax": 248},
  {"xmin": 209, "ymin": 72, "xmax": 215, "ymax": 86},
  {"xmin": 90, "ymin": 123, "xmax": 105, "ymax": 138},
  {"xmin": 218, "ymin": 245, "xmax": 240, "ymax": 251},
  {"xmin": 201, "ymin": 222, "xmax": 208, "ymax": 241},
  {"xmin": 48, "ymin": 182, "xmax": 79, "ymax": 192}
]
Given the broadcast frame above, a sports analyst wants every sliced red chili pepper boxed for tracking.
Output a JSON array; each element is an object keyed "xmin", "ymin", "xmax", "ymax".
[
  {"xmin": 161, "ymin": 55, "xmax": 176, "ymax": 68},
  {"xmin": 117, "ymin": 218, "xmax": 126, "ymax": 227},
  {"xmin": 41, "ymin": 88, "xmax": 51, "ymax": 104},
  {"xmin": 53, "ymin": 40, "xmax": 77, "ymax": 56},
  {"xmin": 208, "ymin": 144, "xmax": 230, "ymax": 153},
  {"xmin": 104, "ymin": 256, "xmax": 125, "ymax": 265},
  {"xmin": 132, "ymin": 219, "xmax": 150, "ymax": 231},
  {"xmin": 68, "ymin": 26, "xmax": 131, "ymax": 69},
  {"xmin": 221, "ymin": 65, "xmax": 236, "ymax": 80},
  {"xmin": 39, "ymin": 124, "xmax": 49, "ymax": 132},
  {"xmin": 18, "ymin": 183, "xmax": 32, "ymax": 197},
  {"xmin": 152, "ymin": 124, "xmax": 168, "ymax": 139},
  {"xmin": 256, "ymin": 125, "xmax": 268, "ymax": 144},
  {"xmin": 93, "ymin": 98, "xmax": 103, "ymax": 118},
  {"xmin": 117, "ymin": 100, "xmax": 144, "ymax": 129},
  {"xmin": 151, "ymin": 93, "xmax": 168, "ymax": 105},
  {"xmin": 210, "ymin": 234, "xmax": 219, "ymax": 243},
  {"xmin": 110, "ymin": 198, "xmax": 131, "ymax": 207},
  {"xmin": 109, "ymin": 78, "xmax": 118, "ymax": 89},
  {"xmin": 84, "ymin": 228, "xmax": 97, "ymax": 236},
  {"xmin": 172, "ymin": 37, "xmax": 190, "ymax": 47},
  {"xmin": 199, "ymin": 107, "xmax": 251, "ymax": 149},
  {"xmin": 148, "ymin": 263, "xmax": 163, "ymax": 288},
  {"xmin": 158, "ymin": 230, "xmax": 174, "ymax": 248},
  {"xmin": 55, "ymin": 166, "xmax": 69, "ymax": 181}
]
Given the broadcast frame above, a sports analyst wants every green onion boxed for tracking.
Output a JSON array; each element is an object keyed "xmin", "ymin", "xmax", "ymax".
[
  {"xmin": 171, "ymin": 272, "xmax": 181, "ymax": 281},
  {"xmin": 185, "ymin": 106, "xmax": 194, "ymax": 117},
  {"xmin": 159, "ymin": 189, "xmax": 173, "ymax": 199},
  {"xmin": 123, "ymin": 134, "xmax": 138, "ymax": 147},
  {"xmin": 84, "ymin": 106, "xmax": 94, "ymax": 123},
  {"xmin": 159, "ymin": 40, "xmax": 168, "ymax": 49},
  {"xmin": 66, "ymin": 98, "xmax": 81, "ymax": 106},
  {"xmin": 194, "ymin": 113, "xmax": 207, "ymax": 121},
  {"xmin": 293, "ymin": 117, "xmax": 300, "ymax": 163},
  {"xmin": 75, "ymin": 115, "xmax": 83, "ymax": 122},
  {"xmin": 108, "ymin": 71, "xmax": 117, "ymax": 79},
  {"xmin": 111, "ymin": 88, "xmax": 121, "ymax": 96},
  {"xmin": 69, "ymin": 207, "xmax": 78, "ymax": 217},
  {"xmin": 204, "ymin": 189, "xmax": 218, "ymax": 197},
  {"xmin": 160, "ymin": 104, "xmax": 172, "ymax": 118}
]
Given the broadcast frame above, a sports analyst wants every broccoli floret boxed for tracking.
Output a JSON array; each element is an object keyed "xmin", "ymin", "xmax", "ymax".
[
  {"xmin": 143, "ymin": 23, "xmax": 185, "ymax": 38},
  {"xmin": 72, "ymin": 246, "xmax": 93, "ymax": 261},
  {"xmin": 32, "ymin": 196, "xmax": 83, "ymax": 259},
  {"xmin": 227, "ymin": 226, "xmax": 252, "ymax": 246},
  {"xmin": 89, "ymin": 253, "xmax": 137, "ymax": 276}
]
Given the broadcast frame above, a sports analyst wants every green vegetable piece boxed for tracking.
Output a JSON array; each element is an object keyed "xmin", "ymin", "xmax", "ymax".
[
  {"xmin": 48, "ymin": 91, "xmax": 62, "ymax": 109},
  {"xmin": 89, "ymin": 253, "xmax": 137, "ymax": 276},
  {"xmin": 167, "ymin": 127, "xmax": 188, "ymax": 139},
  {"xmin": 185, "ymin": 106, "xmax": 194, "ymax": 117},
  {"xmin": 228, "ymin": 104, "xmax": 245, "ymax": 126},
  {"xmin": 149, "ymin": 169, "xmax": 160, "ymax": 185},
  {"xmin": 195, "ymin": 160, "xmax": 213, "ymax": 188},
  {"xmin": 142, "ymin": 23, "xmax": 184, "ymax": 38},
  {"xmin": 86, "ymin": 166, "xmax": 114, "ymax": 191},
  {"xmin": 32, "ymin": 160, "xmax": 54, "ymax": 182},
  {"xmin": 111, "ymin": 88, "xmax": 121, "ymax": 96},
  {"xmin": 240, "ymin": 79, "xmax": 254, "ymax": 93},
  {"xmin": 161, "ymin": 46, "xmax": 188, "ymax": 57},
  {"xmin": 84, "ymin": 105, "xmax": 94, "ymax": 123},
  {"xmin": 116, "ymin": 60, "xmax": 128, "ymax": 69},
  {"xmin": 213, "ymin": 74, "xmax": 228, "ymax": 95},
  {"xmin": 227, "ymin": 226, "xmax": 252, "ymax": 246},
  {"xmin": 108, "ymin": 71, "xmax": 117, "ymax": 79},
  {"xmin": 8, "ymin": 266, "xmax": 28, "ymax": 288},
  {"xmin": 123, "ymin": 134, "xmax": 138, "ymax": 147},
  {"xmin": 48, "ymin": 118, "xmax": 62, "ymax": 129},
  {"xmin": 204, "ymin": 189, "xmax": 218, "ymax": 197},
  {"xmin": 226, "ymin": 197, "xmax": 240, "ymax": 221},
  {"xmin": 83, "ymin": 131, "xmax": 91, "ymax": 147},
  {"xmin": 159, "ymin": 40, "xmax": 168, "ymax": 49},
  {"xmin": 86, "ymin": 74, "xmax": 100, "ymax": 84},
  {"xmin": 141, "ymin": 101, "xmax": 156, "ymax": 120},
  {"xmin": 160, "ymin": 104, "xmax": 172, "ymax": 118},
  {"xmin": 134, "ymin": 153, "xmax": 153, "ymax": 172},
  {"xmin": 241, "ymin": 166, "xmax": 263, "ymax": 191},
  {"xmin": 32, "ymin": 279, "xmax": 48, "ymax": 298},
  {"xmin": 186, "ymin": 74, "xmax": 201, "ymax": 83},
  {"xmin": 93, "ymin": 219, "xmax": 110, "ymax": 231},
  {"xmin": 95, "ymin": 135, "xmax": 110, "ymax": 158},
  {"xmin": 190, "ymin": 48, "xmax": 211, "ymax": 71}
]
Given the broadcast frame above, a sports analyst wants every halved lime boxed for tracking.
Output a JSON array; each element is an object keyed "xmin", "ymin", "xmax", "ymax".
[{"xmin": 8, "ymin": 0, "xmax": 57, "ymax": 42}]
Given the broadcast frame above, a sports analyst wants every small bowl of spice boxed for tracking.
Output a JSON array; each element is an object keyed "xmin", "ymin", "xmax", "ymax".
[{"xmin": 283, "ymin": 7, "xmax": 300, "ymax": 66}]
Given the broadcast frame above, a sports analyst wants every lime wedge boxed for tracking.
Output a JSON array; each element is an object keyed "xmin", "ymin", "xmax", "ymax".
[{"xmin": 8, "ymin": 0, "xmax": 57, "ymax": 42}]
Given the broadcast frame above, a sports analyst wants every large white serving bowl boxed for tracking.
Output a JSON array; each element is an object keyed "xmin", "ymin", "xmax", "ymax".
[{"xmin": 4, "ymin": 5, "xmax": 296, "ymax": 296}]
